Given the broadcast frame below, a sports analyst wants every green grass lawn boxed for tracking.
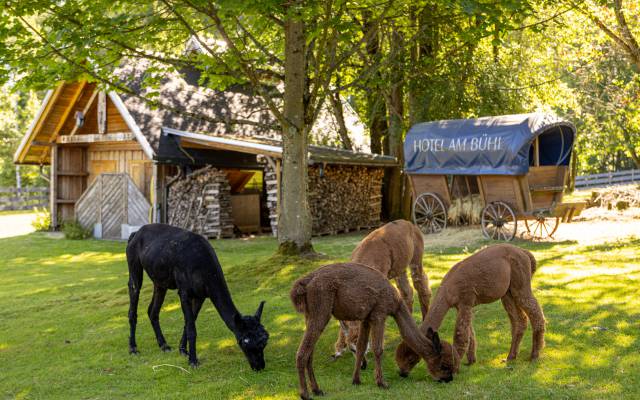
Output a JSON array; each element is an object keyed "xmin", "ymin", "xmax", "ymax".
[{"xmin": 1, "ymin": 231, "xmax": 639, "ymax": 399}]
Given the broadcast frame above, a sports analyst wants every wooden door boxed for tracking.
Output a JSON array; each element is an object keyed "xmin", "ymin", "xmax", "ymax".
[
  {"xmin": 127, "ymin": 160, "xmax": 152, "ymax": 199},
  {"xmin": 100, "ymin": 174, "xmax": 126, "ymax": 239},
  {"xmin": 89, "ymin": 160, "xmax": 117, "ymax": 185}
]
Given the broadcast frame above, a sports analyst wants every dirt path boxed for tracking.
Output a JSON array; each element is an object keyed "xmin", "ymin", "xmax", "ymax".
[
  {"xmin": 423, "ymin": 207, "xmax": 640, "ymax": 250},
  {"xmin": 0, "ymin": 212, "xmax": 37, "ymax": 238}
]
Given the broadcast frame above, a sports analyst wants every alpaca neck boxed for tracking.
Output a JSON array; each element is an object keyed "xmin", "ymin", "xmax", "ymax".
[
  {"xmin": 423, "ymin": 289, "xmax": 450, "ymax": 333},
  {"xmin": 393, "ymin": 304, "xmax": 438, "ymax": 360},
  {"xmin": 206, "ymin": 265, "xmax": 242, "ymax": 334}
]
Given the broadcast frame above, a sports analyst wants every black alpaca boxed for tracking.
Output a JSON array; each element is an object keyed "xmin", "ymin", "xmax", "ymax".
[{"xmin": 126, "ymin": 224, "xmax": 269, "ymax": 369}]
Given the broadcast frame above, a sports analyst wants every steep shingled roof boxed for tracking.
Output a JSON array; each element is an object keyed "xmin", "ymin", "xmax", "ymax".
[{"xmin": 114, "ymin": 60, "xmax": 373, "ymax": 155}]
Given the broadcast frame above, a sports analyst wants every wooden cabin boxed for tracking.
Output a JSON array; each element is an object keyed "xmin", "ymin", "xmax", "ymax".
[{"xmin": 14, "ymin": 61, "xmax": 396, "ymax": 239}]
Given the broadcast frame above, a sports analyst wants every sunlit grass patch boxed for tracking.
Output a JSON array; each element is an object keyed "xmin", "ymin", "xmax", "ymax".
[{"xmin": 0, "ymin": 232, "xmax": 639, "ymax": 399}]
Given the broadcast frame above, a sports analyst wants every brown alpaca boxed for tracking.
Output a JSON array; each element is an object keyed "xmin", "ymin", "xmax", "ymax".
[
  {"xmin": 333, "ymin": 220, "xmax": 431, "ymax": 359},
  {"xmin": 395, "ymin": 244, "xmax": 545, "ymax": 377},
  {"xmin": 291, "ymin": 263, "xmax": 455, "ymax": 400}
]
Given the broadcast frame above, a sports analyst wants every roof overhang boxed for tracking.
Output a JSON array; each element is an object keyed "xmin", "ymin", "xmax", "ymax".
[
  {"xmin": 13, "ymin": 87, "xmax": 60, "ymax": 165},
  {"xmin": 161, "ymin": 127, "xmax": 398, "ymax": 167}
]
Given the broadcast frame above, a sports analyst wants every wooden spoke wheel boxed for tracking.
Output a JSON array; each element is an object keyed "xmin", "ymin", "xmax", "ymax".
[
  {"xmin": 413, "ymin": 193, "xmax": 447, "ymax": 234},
  {"xmin": 525, "ymin": 217, "xmax": 560, "ymax": 239},
  {"xmin": 481, "ymin": 201, "xmax": 517, "ymax": 241}
]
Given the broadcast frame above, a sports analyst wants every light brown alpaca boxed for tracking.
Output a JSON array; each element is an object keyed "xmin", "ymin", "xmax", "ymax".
[
  {"xmin": 395, "ymin": 244, "xmax": 545, "ymax": 377},
  {"xmin": 333, "ymin": 220, "xmax": 431, "ymax": 359},
  {"xmin": 291, "ymin": 263, "xmax": 455, "ymax": 400}
]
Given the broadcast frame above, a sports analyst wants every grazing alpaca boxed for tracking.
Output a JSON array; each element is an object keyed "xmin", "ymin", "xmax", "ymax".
[
  {"xmin": 333, "ymin": 220, "xmax": 431, "ymax": 359},
  {"xmin": 291, "ymin": 263, "xmax": 455, "ymax": 400},
  {"xmin": 395, "ymin": 244, "xmax": 545, "ymax": 376},
  {"xmin": 126, "ymin": 224, "xmax": 269, "ymax": 369}
]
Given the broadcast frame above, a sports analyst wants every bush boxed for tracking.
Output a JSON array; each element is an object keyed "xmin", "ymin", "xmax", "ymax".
[
  {"xmin": 31, "ymin": 208, "xmax": 51, "ymax": 231},
  {"xmin": 61, "ymin": 220, "xmax": 92, "ymax": 240}
]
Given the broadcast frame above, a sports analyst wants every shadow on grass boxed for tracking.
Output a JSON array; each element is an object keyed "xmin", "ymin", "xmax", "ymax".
[{"xmin": 1, "ymin": 233, "xmax": 639, "ymax": 399}]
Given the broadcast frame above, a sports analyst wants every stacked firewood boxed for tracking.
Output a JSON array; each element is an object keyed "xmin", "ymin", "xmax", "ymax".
[
  {"xmin": 264, "ymin": 162, "xmax": 279, "ymax": 236},
  {"xmin": 307, "ymin": 165, "xmax": 383, "ymax": 234},
  {"xmin": 589, "ymin": 185, "xmax": 640, "ymax": 210},
  {"xmin": 167, "ymin": 166, "xmax": 234, "ymax": 239}
]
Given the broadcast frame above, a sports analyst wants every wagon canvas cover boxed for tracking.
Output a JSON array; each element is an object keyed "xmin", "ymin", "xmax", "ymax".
[{"xmin": 404, "ymin": 113, "xmax": 575, "ymax": 175}]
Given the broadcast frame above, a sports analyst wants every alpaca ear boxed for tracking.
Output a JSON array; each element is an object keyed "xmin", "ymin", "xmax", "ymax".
[
  {"xmin": 427, "ymin": 328, "xmax": 442, "ymax": 355},
  {"xmin": 255, "ymin": 301, "xmax": 265, "ymax": 322},
  {"xmin": 426, "ymin": 327, "xmax": 435, "ymax": 339}
]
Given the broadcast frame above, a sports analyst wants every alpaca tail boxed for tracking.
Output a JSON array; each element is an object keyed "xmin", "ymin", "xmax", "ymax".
[
  {"xmin": 290, "ymin": 275, "xmax": 312, "ymax": 314},
  {"xmin": 524, "ymin": 249, "xmax": 537, "ymax": 275}
]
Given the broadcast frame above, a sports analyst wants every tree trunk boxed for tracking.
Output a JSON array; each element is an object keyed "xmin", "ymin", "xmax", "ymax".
[
  {"xmin": 328, "ymin": 86, "xmax": 353, "ymax": 150},
  {"xmin": 278, "ymin": 2, "xmax": 314, "ymax": 255},
  {"xmin": 362, "ymin": 10, "xmax": 387, "ymax": 154},
  {"xmin": 385, "ymin": 26, "xmax": 408, "ymax": 221},
  {"xmin": 621, "ymin": 126, "xmax": 640, "ymax": 169}
]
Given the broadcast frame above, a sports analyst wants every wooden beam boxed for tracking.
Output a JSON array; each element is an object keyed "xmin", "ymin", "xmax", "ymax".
[
  {"xmin": 16, "ymin": 85, "xmax": 63, "ymax": 164},
  {"xmin": 40, "ymin": 81, "xmax": 87, "ymax": 163},
  {"xmin": 69, "ymin": 89, "xmax": 98, "ymax": 136},
  {"xmin": 50, "ymin": 144, "xmax": 58, "ymax": 229},
  {"xmin": 181, "ymin": 137, "xmax": 282, "ymax": 158},
  {"xmin": 534, "ymin": 137, "xmax": 540, "ymax": 167},
  {"xmin": 57, "ymin": 132, "xmax": 135, "ymax": 144},
  {"xmin": 31, "ymin": 141, "xmax": 53, "ymax": 147}
]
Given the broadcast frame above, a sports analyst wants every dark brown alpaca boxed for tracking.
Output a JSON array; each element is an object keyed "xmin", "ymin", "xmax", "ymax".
[
  {"xmin": 333, "ymin": 220, "xmax": 431, "ymax": 359},
  {"xmin": 395, "ymin": 244, "xmax": 545, "ymax": 377},
  {"xmin": 291, "ymin": 263, "xmax": 455, "ymax": 400}
]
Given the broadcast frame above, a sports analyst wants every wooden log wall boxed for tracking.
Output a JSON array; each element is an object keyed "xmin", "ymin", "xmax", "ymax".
[
  {"xmin": 308, "ymin": 165, "xmax": 383, "ymax": 235},
  {"xmin": 167, "ymin": 166, "xmax": 234, "ymax": 239}
]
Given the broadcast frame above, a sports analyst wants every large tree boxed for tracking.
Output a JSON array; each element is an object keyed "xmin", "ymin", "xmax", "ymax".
[{"xmin": 0, "ymin": 0, "xmax": 392, "ymax": 255}]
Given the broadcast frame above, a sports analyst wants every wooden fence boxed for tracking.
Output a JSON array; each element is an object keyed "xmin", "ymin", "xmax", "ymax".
[
  {"xmin": 575, "ymin": 169, "xmax": 640, "ymax": 189},
  {"xmin": 0, "ymin": 187, "xmax": 49, "ymax": 211}
]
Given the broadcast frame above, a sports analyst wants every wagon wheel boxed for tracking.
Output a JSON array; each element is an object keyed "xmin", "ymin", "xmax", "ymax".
[
  {"xmin": 524, "ymin": 217, "xmax": 560, "ymax": 239},
  {"xmin": 481, "ymin": 201, "xmax": 517, "ymax": 241},
  {"xmin": 413, "ymin": 193, "xmax": 447, "ymax": 234}
]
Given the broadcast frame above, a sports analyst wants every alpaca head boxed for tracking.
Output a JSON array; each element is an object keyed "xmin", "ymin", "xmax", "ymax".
[
  {"xmin": 234, "ymin": 301, "xmax": 269, "ymax": 371},
  {"xmin": 396, "ymin": 328, "xmax": 457, "ymax": 382}
]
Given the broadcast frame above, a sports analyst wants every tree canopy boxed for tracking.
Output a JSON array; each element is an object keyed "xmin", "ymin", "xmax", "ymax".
[{"xmin": 1, "ymin": 0, "xmax": 639, "ymax": 251}]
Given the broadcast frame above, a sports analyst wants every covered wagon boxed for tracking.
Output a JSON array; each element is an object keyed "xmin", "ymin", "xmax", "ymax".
[{"xmin": 404, "ymin": 113, "xmax": 585, "ymax": 241}]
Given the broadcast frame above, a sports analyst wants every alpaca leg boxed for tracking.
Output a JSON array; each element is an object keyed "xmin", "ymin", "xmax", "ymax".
[
  {"xmin": 352, "ymin": 320, "xmax": 371, "ymax": 386},
  {"xmin": 453, "ymin": 306, "xmax": 473, "ymax": 364},
  {"xmin": 501, "ymin": 293, "xmax": 527, "ymax": 361},
  {"xmin": 148, "ymin": 284, "xmax": 171, "ymax": 352},
  {"xmin": 333, "ymin": 321, "xmax": 349, "ymax": 360},
  {"xmin": 127, "ymin": 262, "xmax": 143, "ymax": 355},
  {"xmin": 179, "ymin": 291, "xmax": 199, "ymax": 367},
  {"xmin": 369, "ymin": 318, "xmax": 389, "ymax": 389},
  {"xmin": 180, "ymin": 297, "xmax": 204, "ymax": 357},
  {"xmin": 346, "ymin": 321, "xmax": 366, "ymax": 369},
  {"xmin": 514, "ymin": 293, "xmax": 545, "ymax": 360},
  {"xmin": 396, "ymin": 272, "xmax": 414, "ymax": 316},
  {"xmin": 306, "ymin": 350, "xmax": 324, "ymax": 396},
  {"xmin": 466, "ymin": 323, "xmax": 477, "ymax": 365},
  {"xmin": 297, "ymin": 314, "xmax": 331, "ymax": 400},
  {"xmin": 409, "ymin": 252, "xmax": 431, "ymax": 319}
]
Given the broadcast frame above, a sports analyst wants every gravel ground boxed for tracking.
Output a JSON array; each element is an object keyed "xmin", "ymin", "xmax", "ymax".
[{"xmin": 0, "ymin": 212, "xmax": 37, "ymax": 238}]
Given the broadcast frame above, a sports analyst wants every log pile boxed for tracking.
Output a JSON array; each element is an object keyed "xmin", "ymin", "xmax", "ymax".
[
  {"xmin": 167, "ymin": 166, "xmax": 234, "ymax": 239},
  {"xmin": 589, "ymin": 185, "xmax": 640, "ymax": 210},
  {"xmin": 308, "ymin": 165, "xmax": 383, "ymax": 235},
  {"xmin": 263, "ymin": 161, "xmax": 279, "ymax": 236}
]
